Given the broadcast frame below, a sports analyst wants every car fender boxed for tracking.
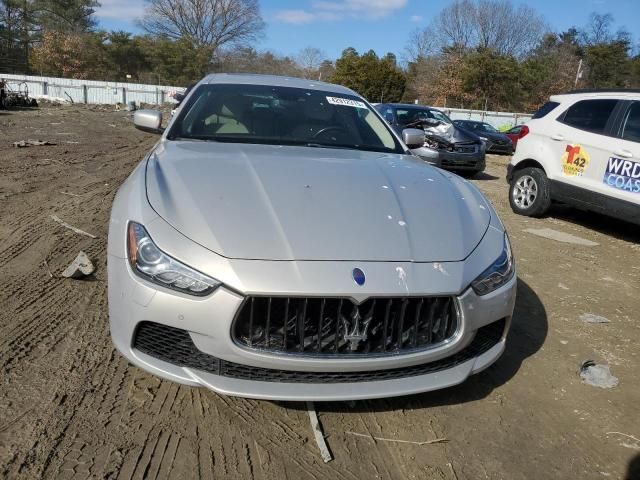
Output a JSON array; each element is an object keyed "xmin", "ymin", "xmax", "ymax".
[{"xmin": 510, "ymin": 131, "xmax": 558, "ymax": 181}]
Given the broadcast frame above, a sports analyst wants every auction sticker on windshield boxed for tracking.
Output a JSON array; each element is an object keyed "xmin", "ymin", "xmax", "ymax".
[{"xmin": 326, "ymin": 96, "xmax": 367, "ymax": 109}]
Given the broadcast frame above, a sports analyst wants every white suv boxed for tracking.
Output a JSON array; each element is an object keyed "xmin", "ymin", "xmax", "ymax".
[{"xmin": 507, "ymin": 90, "xmax": 640, "ymax": 225}]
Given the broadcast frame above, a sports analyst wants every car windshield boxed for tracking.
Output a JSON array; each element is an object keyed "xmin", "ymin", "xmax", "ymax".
[
  {"xmin": 395, "ymin": 107, "xmax": 452, "ymax": 126},
  {"xmin": 476, "ymin": 123, "xmax": 498, "ymax": 133},
  {"xmin": 167, "ymin": 84, "xmax": 403, "ymax": 154}
]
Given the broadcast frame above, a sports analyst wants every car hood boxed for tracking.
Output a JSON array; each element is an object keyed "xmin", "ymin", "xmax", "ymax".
[
  {"xmin": 146, "ymin": 141, "xmax": 491, "ymax": 262},
  {"xmin": 423, "ymin": 123, "xmax": 481, "ymax": 146}
]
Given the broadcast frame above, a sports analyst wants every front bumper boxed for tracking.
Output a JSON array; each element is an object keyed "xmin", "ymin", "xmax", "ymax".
[
  {"xmin": 410, "ymin": 146, "xmax": 486, "ymax": 172},
  {"xmin": 487, "ymin": 143, "xmax": 513, "ymax": 155},
  {"xmin": 108, "ymin": 255, "xmax": 516, "ymax": 401}
]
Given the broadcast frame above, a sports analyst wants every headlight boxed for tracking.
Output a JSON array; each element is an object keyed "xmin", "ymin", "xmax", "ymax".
[
  {"xmin": 127, "ymin": 222, "xmax": 220, "ymax": 296},
  {"xmin": 471, "ymin": 234, "xmax": 515, "ymax": 295},
  {"xmin": 479, "ymin": 136, "xmax": 488, "ymax": 141}
]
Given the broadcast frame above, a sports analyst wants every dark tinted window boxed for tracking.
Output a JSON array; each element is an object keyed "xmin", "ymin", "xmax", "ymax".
[
  {"xmin": 378, "ymin": 106, "xmax": 395, "ymax": 123},
  {"xmin": 561, "ymin": 99, "xmax": 617, "ymax": 134},
  {"xmin": 621, "ymin": 102, "xmax": 640, "ymax": 143},
  {"xmin": 477, "ymin": 123, "xmax": 498, "ymax": 132},
  {"xmin": 532, "ymin": 101, "xmax": 560, "ymax": 119},
  {"xmin": 395, "ymin": 107, "xmax": 452, "ymax": 126}
]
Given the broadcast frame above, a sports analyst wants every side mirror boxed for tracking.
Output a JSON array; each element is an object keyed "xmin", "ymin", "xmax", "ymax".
[
  {"xmin": 133, "ymin": 110, "xmax": 164, "ymax": 134},
  {"xmin": 402, "ymin": 128, "xmax": 426, "ymax": 149},
  {"xmin": 384, "ymin": 112, "xmax": 394, "ymax": 123}
]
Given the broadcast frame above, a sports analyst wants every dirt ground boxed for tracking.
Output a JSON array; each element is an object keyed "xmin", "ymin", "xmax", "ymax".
[{"xmin": 0, "ymin": 104, "xmax": 639, "ymax": 480}]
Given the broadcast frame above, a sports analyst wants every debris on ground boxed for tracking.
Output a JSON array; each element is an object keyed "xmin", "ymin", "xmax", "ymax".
[
  {"xmin": 43, "ymin": 259, "xmax": 54, "ymax": 278},
  {"xmin": 448, "ymin": 462, "xmax": 460, "ymax": 480},
  {"xmin": 306, "ymin": 401, "xmax": 332, "ymax": 463},
  {"xmin": 13, "ymin": 139, "xmax": 57, "ymax": 148},
  {"xmin": 61, "ymin": 251, "xmax": 95, "ymax": 278},
  {"xmin": 524, "ymin": 228, "xmax": 599, "ymax": 246},
  {"xmin": 50, "ymin": 214, "xmax": 97, "ymax": 239},
  {"xmin": 580, "ymin": 313, "xmax": 610, "ymax": 324},
  {"xmin": 606, "ymin": 432, "xmax": 640, "ymax": 450},
  {"xmin": 346, "ymin": 431, "xmax": 448, "ymax": 446},
  {"xmin": 34, "ymin": 94, "xmax": 69, "ymax": 105},
  {"xmin": 579, "ymin": 360, "xmax": 619, "ymax": 389}
]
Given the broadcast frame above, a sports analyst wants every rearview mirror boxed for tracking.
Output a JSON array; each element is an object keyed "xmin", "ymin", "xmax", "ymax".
[
  {"xmin": 402, "ymin": 128, "xmax": 426, "ymax": 149},
  {"xmin": 133, "ymin": 110, "xmax": 164, "ymax": 134}
]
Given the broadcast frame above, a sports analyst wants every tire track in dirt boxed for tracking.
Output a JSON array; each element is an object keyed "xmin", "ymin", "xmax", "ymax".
[{"xmin": 3, "ymin": 286, "xmax": 112, "ymax": 477}]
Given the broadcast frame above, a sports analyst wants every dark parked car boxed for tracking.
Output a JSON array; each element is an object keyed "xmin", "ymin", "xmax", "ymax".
[
  {"xmin": 504, "ymin": 124, "xmax": 529, "ymax": 149},
  {"xmin": 453, "ymin": 120, "xmax": 514, "ymax": 155},
  {"xmin": 376, "ymin": 103, "xmax": 485, "ymax": 176}
]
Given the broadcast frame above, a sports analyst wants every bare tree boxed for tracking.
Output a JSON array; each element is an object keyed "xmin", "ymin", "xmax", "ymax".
[
  {"xmin": 404, "ymin": 27, "xmax": 438, "ymax": 62},
  {"xmin": 435, "ymin": 0, "xmax": 475, "ymax": 51},
  {"xmin": 473, "ymin": 0, "xmax": 546, "ymax": 58},
  {"xmin": 412, "ymin": 0, "xmax": 545, "ymax": 59},
  {"xmin": 581, "ymin": 12, "xmax": 613, "ymax": 46},
  {"xmin": 139, "ymin": 0, "xmax": 265, "ymax": 52},
  {"xmin": 296, "ymin": 46, "xmax": 326, "ymax": 79}
]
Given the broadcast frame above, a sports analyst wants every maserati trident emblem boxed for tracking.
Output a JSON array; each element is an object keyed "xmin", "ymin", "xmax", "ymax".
[
  {"xmin": 341, "ymin": 303, "xmax": 374, "ymax": 351},
  {"xmin": 352, "ymin": 268, "xmax": 365, "ymax": 286}
]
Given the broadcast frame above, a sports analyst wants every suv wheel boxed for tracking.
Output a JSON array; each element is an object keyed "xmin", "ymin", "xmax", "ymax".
[{"xmin": 509, "ymin": 167, "xmax": 551, "ymax": 217}]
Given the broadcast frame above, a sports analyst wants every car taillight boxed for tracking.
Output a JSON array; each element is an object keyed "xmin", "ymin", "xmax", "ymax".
[{"xmin": 518, "ymin": 125, "xmax": 529, "ymax": 139}]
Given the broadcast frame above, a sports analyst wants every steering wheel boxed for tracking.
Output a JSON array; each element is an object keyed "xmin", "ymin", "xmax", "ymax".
[{"xmin": 312, "ymin": 126, "xmax": 348, "ymax": 139}]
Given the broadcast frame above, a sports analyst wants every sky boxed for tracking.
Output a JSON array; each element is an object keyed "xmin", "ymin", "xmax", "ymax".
[{"xmin": 96, "ymin": 0, "xmax": 640, "ymax": 60}]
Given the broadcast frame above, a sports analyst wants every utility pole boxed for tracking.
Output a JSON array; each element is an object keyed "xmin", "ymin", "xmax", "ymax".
[{"xmin": 574, "ymin": 59, "xmax": 583, "ymax": 88}]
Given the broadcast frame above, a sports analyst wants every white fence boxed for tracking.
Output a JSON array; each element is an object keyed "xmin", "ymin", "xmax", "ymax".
[
  {"xmin": 445, "ymin": 107, "xmax": 532, "ymax": 129},
  {"xmin": 1, "ymin": 73, "xmax": 181, "ymax": 106},
  {"xmin": 2, "ymin": 73, "xmax": 533, "ymax": 127}
]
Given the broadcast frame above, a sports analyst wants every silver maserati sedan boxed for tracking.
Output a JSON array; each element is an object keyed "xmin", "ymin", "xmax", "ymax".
[{"xmin": 107, "ymin": 73, "xmax": 516, "ymax": 401}]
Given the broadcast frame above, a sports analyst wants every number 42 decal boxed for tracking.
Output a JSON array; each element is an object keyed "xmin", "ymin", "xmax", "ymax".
[
  {"xmin": 565, "ymin": 145, "xmax": 586, "ymax": 167},
  {"xmin": 561, "ymin": 144, "xmax": 590, "ymax": 176}
]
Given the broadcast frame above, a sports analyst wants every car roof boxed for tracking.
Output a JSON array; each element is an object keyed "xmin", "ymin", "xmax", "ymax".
[
  {"xmin": 379, "ymin": 103, "xmax": 441, "ymax": 110},
  {"xmin": 550, "ymin": 89, "xmax": 640, "ymax": 103},
  {"xmin": 202, "ymin": 73, "xmax": 357, "ymax": 96}
]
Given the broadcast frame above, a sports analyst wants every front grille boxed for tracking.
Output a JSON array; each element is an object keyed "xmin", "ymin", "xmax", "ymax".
[
  {"xmin": 232, "ymin": 296, "xmax": 458, "ymax": 356},
  {"xmin": 441, "ymin": 158, "xmax": 479, "ymax": 167},
  {"xmin": 454, "ymin": 144, "xmax": 477, "ymax": 154},
  {"xmin": 133, "ymin": 319, "xmax": 506, "ymax": 384}
]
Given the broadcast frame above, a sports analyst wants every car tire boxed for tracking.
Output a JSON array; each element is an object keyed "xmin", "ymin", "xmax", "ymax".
[{"xmin": 509, "ymin": 167, "xmax": 551, "ymax": 217}]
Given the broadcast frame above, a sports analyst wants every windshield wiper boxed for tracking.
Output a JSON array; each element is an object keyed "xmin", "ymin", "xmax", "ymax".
[
  {"xmin": 167, "ymin": 134, "xmax": 216, "ymax": 142},
  {"xmin": 305, "ymin": 143, "xmax": 352, "ymax": 150},
  {"xmin": 167, "ymin": 136, "xmax": 395, "ymax": 154}
]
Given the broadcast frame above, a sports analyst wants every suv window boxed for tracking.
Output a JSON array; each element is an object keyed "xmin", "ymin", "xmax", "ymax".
[
  {"xmin": 532, "ymin": 101, "xmax": 559, "ymax": 119},
  {"xmin": 560, "ymin": 99, "xmax": 617, "ymax": 134},
  {"xmin": 621, "ymin": 102, "xmax": 640, "ymax": 143}
]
